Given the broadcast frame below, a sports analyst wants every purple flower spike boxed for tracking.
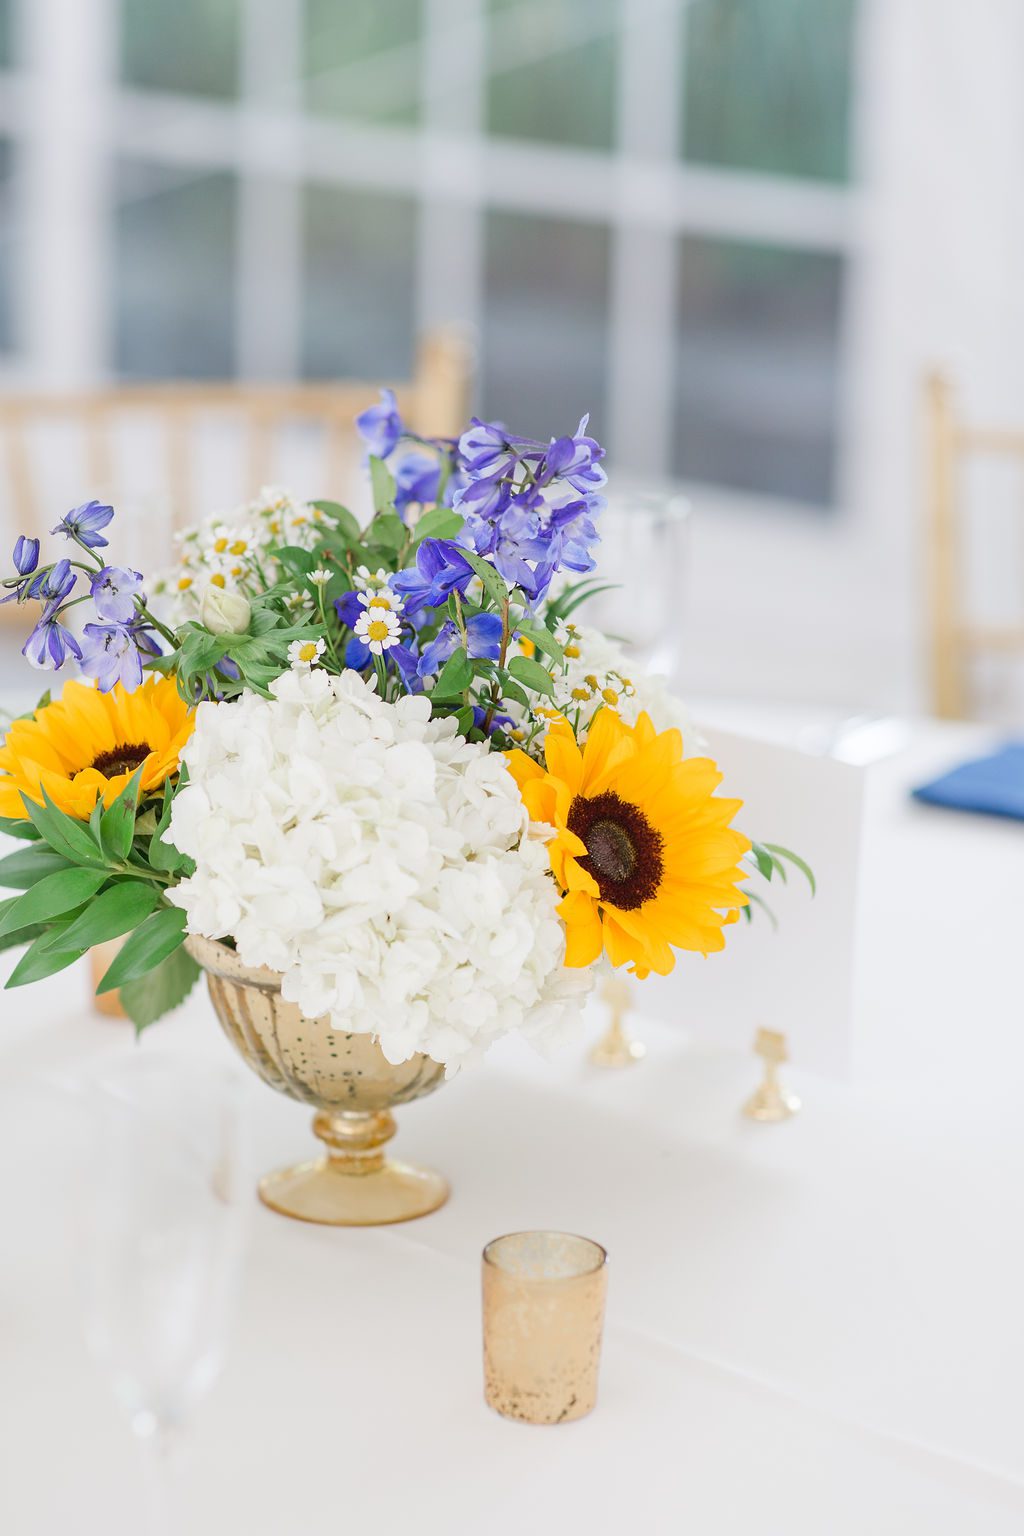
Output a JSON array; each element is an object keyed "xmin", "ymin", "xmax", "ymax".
[
  {"xmin": 355, "ymin": 388, "xmax": 404, "ymax": 460},
  {"xmin": 393, "ymin": 450, "xmax": 441, "ymax": 513},
  {"xmin": 53, "ymin": 499, "xmax": 115, "ymax": 549},
  {"xmin": 391, "ymin": 538, "xmax": 475, "ymax": 615},
  {"xmin": 457, "ymin": 418, "xmax": 513, "ymax": 475},
  {"xmin": 28, "ymin": 558, "xmax": 76, "ymax": 605},
  {"xmin": 90, "ymin": 565, "xmax": 145, "ymax": 624},
  {"xmin": 78, "ymin": 622, "xmax": 143, "ymax": 693}
]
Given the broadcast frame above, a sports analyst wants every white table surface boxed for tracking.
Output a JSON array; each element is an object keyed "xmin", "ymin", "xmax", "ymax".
[{"xmin": 2, "ymin": 719, "xmax": 1023, "ymax": 1535}]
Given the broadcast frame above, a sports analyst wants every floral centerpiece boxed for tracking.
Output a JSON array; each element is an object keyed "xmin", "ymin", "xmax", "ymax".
[{"xmin": 0, "ymin": 396, "xmax": 810, "ymax": 1222}]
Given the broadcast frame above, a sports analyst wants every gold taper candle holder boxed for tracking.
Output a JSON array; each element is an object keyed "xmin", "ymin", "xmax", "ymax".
[
  {"xmin": 482, "ymin": 1231, "xmax": 608, "ymax": 1424},
  {"xmin": 742, "ymin": 1027, "xmax": 801, "ymax": 1122},
  {"xmin": 590, "ymin": 973, "xmax": 644, "ymax": 1066}
]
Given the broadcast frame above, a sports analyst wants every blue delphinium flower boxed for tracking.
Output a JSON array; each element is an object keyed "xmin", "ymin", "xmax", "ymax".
[
  {"xmin": 28, "ymin": 558, "xmax": 76, "ymax": 604},
  {"xmin": 393, "ymin": 451, "xmax": 441, "ymax": 513},
  {"xmin": 52, "ymin": 499, "xmax": 115, "ymax": 549},
  {"xmin": 22, "ymin": 605, "xmax": 83, "ymax": 671},
  {"xmin": 417, "ymin": 611, "xmax": 503, "ymax": 679},
  {"xmin": 2, "ymin": 536, "xmax": 42, "ymax": 604},
  {"xmin": 79, "ymin": 621, "xmax": 143, "ymax": 692},
  {"xmin": 391, "ymin": 538, "xmax": 476, "ymax": 615},
  {"xmin": 90, "ymin": 565, "xmax": 144, "ymax": 624},
  {"xmin": 470, "ymin": 705, "xmax": 515, "ymax": 737},
  {"xmin": 355, "ymin": 388, "xmax": 404, "ymax": 460},
  {"xmin": 458, "ymin": 419, "xmax": 517, "ymax": 475},
  {"xmin": 12, "ymin": 536, "xmax": 39, "ymax": 576}
]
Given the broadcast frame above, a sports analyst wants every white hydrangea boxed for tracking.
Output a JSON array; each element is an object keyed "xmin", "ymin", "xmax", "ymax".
[{"xmin": 168, "ymin": 668, "xmax": 592, "ymax": 1071}]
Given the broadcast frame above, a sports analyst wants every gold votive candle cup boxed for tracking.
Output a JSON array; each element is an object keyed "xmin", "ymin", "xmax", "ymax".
[{"xmin": 482, "ymin": 1230, "xmax": 608, "ymax": 1425}]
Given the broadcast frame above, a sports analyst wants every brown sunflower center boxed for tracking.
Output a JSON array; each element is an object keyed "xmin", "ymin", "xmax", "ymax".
[
  {"xmin": 567, "ymin": 791, "xmax": 665, "ymax": 910},
  {"xmin": 91, "ymin": 742, "xmax": 151, "ymax": 778}
]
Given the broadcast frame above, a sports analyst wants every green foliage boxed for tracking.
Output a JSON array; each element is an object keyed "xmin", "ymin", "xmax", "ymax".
[
  {"xmin": 368, "ymin": 456, "xmax": 397, "ymax": 516},
  {"xmin": 0, "ymin": 868, "xmax": 109, "ymax": 940},
  {"xmin": 508, "ymin": 656, "xmax": 555, "ymax": 698},
  {"xmin": 434, "ymin": 646, "xmax": 472, "ymax": 698},
  {"xmin": 312, "ymin": 500, "xmax": 362, "ymax": 545},
  {"xmin": 514, "ymin": 619, "xmax": 564, "ymax": 665},
  {"xmin": 97, "ymin": 906, "xmax": 188, "ymax": 994},
  {"xmin": 21, "ymin": 789, "xmax": 108, "ymax": 868},
  {"xmin": 56, "ymin": 881, "xmax": 161, "ymax": 952},
  {"xmin": 411, "ymin": 506, "xmax": 464, "ymax": 546},
  {"xmin": 459, "ymin": 549, "xmax": 509, "ymax": 612},
  {"xmin": 0, "ymin": 844, "xmax": 72, "ymax": 889},
  {"xmin": 120, "ymin": 944, "xmax": 200, "ymax": 1036}
]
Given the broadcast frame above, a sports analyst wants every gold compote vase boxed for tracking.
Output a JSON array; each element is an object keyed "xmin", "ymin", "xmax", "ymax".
[{"xmin": 187, "ymin": 935, "xmax": 449, "ymax": 1226}]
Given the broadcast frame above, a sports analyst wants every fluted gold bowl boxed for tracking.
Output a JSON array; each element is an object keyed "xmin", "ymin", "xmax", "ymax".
[{"xmin": 186, "ymin": 935, "xmax": 449, "ymax": 1226}]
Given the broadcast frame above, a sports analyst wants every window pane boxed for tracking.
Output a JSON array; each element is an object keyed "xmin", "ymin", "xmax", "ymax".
[
  {"xmin": 673, "ymin": 237, "xmax": 844, "ymax": 507},
  {"xmin": 683, "ymin": 0, "xmax": 855, "ymax": 183},
  {"xmin": 0, "ymin": 0, "xmax": 12, "ymax": 68},
  {"xmin": 0, "ymin": 139, "xmax": 15, "ymax": 352},
  {"xmin": 114, "ymin": 161, "xmax": 237, "ymax": 378},
  {"xmin": 120, "ymin": 0, "xmax": 240, "ymax": 98},
  {"xmin": 482, "ymin": 211, "xmax": 609, "ymax": 440},
  {"xmin": 301, "ymin": 185, "xmax": 417, "ymax": 380},
  {"xmin": 486, "ymin": 0, "xmax": 617, "ymax": 151},
  {"xmin": 304, "ymin": 0, "xmax": 421, "ymax": 125}
]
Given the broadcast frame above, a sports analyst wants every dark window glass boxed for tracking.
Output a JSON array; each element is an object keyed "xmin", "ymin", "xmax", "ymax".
[
  {"xmin": 482, "ymin": 211, "xmax": 609, "ymax": 440},
  {"xmin": 0, "ymin": 139, "xmax": 14, "ymax": 352},
  {"xmin": 304, "ymin": 0, "xmax": 421, "ymax": 125},
  {"xmin": 114, "ymin": 161, "xmax": 237, "ymax": 378},
  {"xmin": 486, "ymin": 0, "xmax": 617, "ymax": 151},
  {"xmin": 673, "ymin": 236, "xmax": 844, "ymax": 506},
  {"xmin": 120, "ymin": 0, "xmax": 241, "ymax": 99},
  {"xmin": 683, "ymin": 0, "xmax": 856, "ymax": 183},
  {"xmin": 302, "ymin": 185, "xmax": 417, "ymax": 379}
]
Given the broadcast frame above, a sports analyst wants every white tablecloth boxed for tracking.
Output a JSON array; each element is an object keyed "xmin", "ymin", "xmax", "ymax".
[{"xmin": 2, "ymin": 721, "xmax": 1022, "ymax": 1534}]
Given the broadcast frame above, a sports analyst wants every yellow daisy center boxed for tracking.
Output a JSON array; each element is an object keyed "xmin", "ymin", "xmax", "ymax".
[
  {"xmin": 177, "ymin": 576, "xmax": 192, "ymax": 591},
  {"xmin": 209, "ymin": 573, "xmax": 226, "ymax": 589},
  {"xmin": 564, "ymin": 643, "xmax": 581, "ymax": 659},
  {"xmin": 367, "ymin": 593, "xmax": 393, "ymax": 609},
  {"xmin": 213, "ymin": 537, "xmax": 228, "ymax": 553},
  {"xmin": 297, "ymin": 642, "xmax": 319, "ymax": 663},
  {"xmin": 367, "ymin": 619, "xmax": 390, "ymax": 642}
]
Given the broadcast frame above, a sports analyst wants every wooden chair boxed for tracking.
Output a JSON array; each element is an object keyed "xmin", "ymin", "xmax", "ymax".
[
  {"xmin": 0, "ymin": 329, "xmax": 472, "ymax": 619},
  {"xmin": 925, "ymin": 370, "xmax": 1024, "ymax": 718}
]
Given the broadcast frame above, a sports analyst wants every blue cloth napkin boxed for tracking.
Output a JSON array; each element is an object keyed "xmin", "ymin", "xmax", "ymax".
[{"xmin": 913, "ymin": 743, "xmax": 1024, "ymax": 821}]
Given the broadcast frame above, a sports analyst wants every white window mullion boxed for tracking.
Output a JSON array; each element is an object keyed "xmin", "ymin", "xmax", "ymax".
[
  {"xmin": 236, "ymin": 0, "xmax": 303, "ymax": 380},
  {"xmin": 607, "ymin": 0, "xmax": 683, "ymax": 470},
  {"xmin": 416, "ymin": 0, "xmax": 486, "ymax": 376},
  {"xmin": 21, "ymin": 0, "xmax": 117, "ymax": 384}
]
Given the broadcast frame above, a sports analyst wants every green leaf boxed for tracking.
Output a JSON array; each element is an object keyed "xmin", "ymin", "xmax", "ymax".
[
  {"xmin": 5, "ymin": 931, "xmax": 87, "ymax": 988},
  {"xmin": 434, "ymin": 647, "xmax": 473, "ymax": 696},
  {"xmin": 742, "ymin": 886, "xmax": 779, "ymax": 930},
  {"xmin": 547, "ymin": 580, "xmax": 620, "ymax": 624},
  {"xmin": 749, "ymin": 842, "xmax": 775, "ymax": 882},
  {"xmin": 368, "ymin": 457, "xmax": 397, "ymax": 516},
  {"xmin": 0, "ymin": 815, "xmax": 41, "ymax": 842},
  {"xmin": 0, "ymin": 867, "xmax": 109, "ymax": 940},
  {"xmin": 119, "ymin": 944, "xmax": 200, "ymax": 1034},
  {"xmin": 496, "ymin": 673, "xmax": 531, "ymax": 710},
  {"xmin": 459, "ymin": 549, "xmax": 509, "ymax": 612},
  {"xmin": 0, "ymin": 844, "xmax": 72, "ymax": 889},
  {"xmin": 508, "ymin": 655, "xmax": 555, "ymax": 698},
  {"xmin": 412, "ymin": 506, "xmax": 464, "ymax": 546},
  {"xmin": 55, "ymin": 881, "xmax": 160, "ymax": 952},
  {"xmin": 312, "ymin": 500, "xmax": 362, "ymax": 544},
  {"xmin": 514, "ymin": 620, "xmax": 564, "ymax": 664},
  {"xmin": 21, "ymin": 790, "xmax": 107, "ymax": 868},
  {"xmin": 763, "ymin": 843, "xmax": 817, "ymax": 897},
  {"xmin": 454, "ymin": 705, "xmax": 475, "ymax": 736},
  {"xmin": 96, "ymin": 905, "xmax": 188, "ymax": 993},
  {"xmin": 99, "ymin": 767, "xmax": 144, "ymax": 864},
  {"xmin": 369, "ymin": 512, "xmax": 406, "ymax": 552}
]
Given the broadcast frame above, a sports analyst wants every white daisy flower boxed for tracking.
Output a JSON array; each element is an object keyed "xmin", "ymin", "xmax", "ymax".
[
  {"xmin": 353, "ymin": 565, "xmax": 391, "ymax": 592},
  {"xmin": 287, "ymin": 637, "xmax": 326, "ymax": 670},
  {"xmin": 357, "ymin": 587, "xmax": 403, "ymax": 614},
  {"xmin": 354, "ymin": 607, "xmax": 402, "ymax": 654},
  {"xmin": 309, "ymin": 569, "xmax": 332, "ymax": 588}
]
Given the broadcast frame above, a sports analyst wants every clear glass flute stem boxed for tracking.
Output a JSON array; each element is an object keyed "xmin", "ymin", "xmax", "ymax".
[{"xmin": 136, "ymin": 1426, "xmax": 178, "ymax": 1536}]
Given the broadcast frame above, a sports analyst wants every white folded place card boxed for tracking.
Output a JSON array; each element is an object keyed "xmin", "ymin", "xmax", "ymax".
[{"xmin": 639, "ymin": 724, "xmax": 867, "ymax": 1081}]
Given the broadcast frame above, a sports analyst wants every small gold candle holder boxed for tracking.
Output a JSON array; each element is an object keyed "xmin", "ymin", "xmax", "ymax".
[
  {"xmin": 482, "ymin": 1231, "xmax": 608, "ymax": 1425},
  {"xmin": 590, "ymin": 974, "xmax": 645, "ymax": 1067},
  {"xmin": 742, "ymin": 1027, "xmax": 801, "ymax": 1122}
]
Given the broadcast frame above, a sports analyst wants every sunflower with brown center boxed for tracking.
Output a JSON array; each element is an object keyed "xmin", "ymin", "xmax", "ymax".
[
  {"xmin": 0, "ymin": 676, "xmax": 195, "ymax": 821},
  {"xmin": 507, "ymin": 709, "xmax": 750, "ymax": 978}
]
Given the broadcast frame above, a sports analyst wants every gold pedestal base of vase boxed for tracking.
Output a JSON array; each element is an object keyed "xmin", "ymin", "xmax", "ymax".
[
  {"xmin": 186, "ymin": 935, "xmax": 450, "ymax": 1227},
  {"xmin": 258, "ymin": 1108, "xmax": 448, "ymax": 1226}
]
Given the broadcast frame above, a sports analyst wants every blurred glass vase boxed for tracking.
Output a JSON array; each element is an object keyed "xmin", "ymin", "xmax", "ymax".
[
  {"xmin": 186, "ymin": 935, "xmax": 449, "ymax": 1227},
  {"xmin": 585, "ymin": 490, "xmax": 691, "ymax": 677}
]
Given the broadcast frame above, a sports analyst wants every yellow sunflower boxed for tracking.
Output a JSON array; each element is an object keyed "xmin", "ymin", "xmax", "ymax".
[
  {"xmin": 0, "ymin": 676, "xmax": 194, "ymax": 821},
  {"xmin": 507, "ymin": 709, "xmax": 750, "ymax": 978}
]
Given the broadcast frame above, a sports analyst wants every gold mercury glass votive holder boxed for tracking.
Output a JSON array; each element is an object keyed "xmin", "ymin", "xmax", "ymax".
[{"xmin": 482, "ymin": 1231, "xmax": 608, "ymax": 1425}]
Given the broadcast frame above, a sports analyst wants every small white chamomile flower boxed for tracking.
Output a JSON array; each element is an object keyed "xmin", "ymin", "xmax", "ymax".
[
  {"xmin": 357, "ymin": 587, "xmax": 402, "ymax": 614},
  {"xmin": 354, "ymin": 607, "xmax": 402, "ymax": 654},
  {"xmin": 353, "ymin": 565, "xmax": 391, "ymax": 592},
  {"xmin": 309, "ymin": 569, "xmax": 332, "ymax": 588},
  {"xmin": 287, "ymin": 638, "xmax": 326, "ymax": 670}
]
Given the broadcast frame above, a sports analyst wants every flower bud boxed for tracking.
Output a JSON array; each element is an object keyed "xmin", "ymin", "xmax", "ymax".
[
  {"xmin": 12, "ymin": 535, "xmax": 40, "ymax": 575},
  {"xmin": 199, "ymin": 583, "xmax": 251, "ymax": 635}
]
